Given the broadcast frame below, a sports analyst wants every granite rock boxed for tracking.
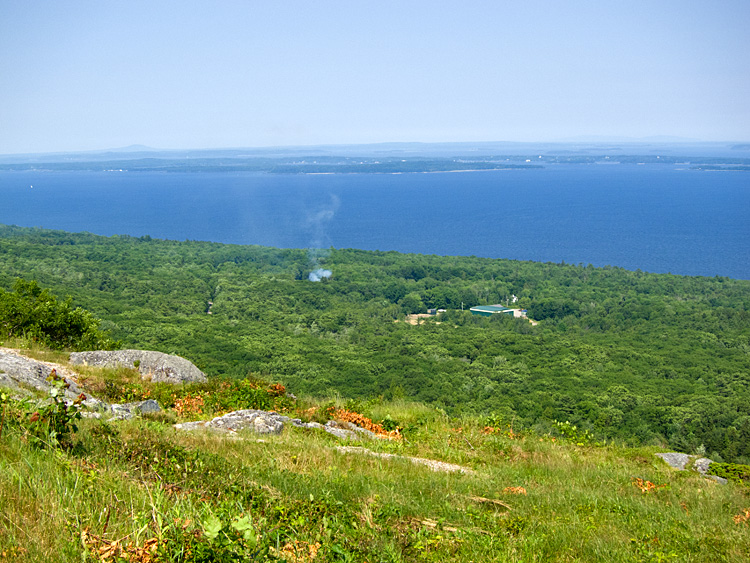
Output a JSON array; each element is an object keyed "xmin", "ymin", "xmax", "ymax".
[
  {"xmin": 70, "ymin": 350, "xmax": 207, "ymax": 384},
  {"xmin": 0, "ymin": 348, "xmax": 83, "ymax": 401},
  {"xmin": 655, "ymin": 452, "xmax": 690, "ymax": 471},
  {"xmin": 174, "ymin": 409, "xmax": 385, "ymax": 441},
  {"xmin": 655, "ymin": 452, "xmax": 727, "ymax": 484},
  {"xmin": 174, "ymin": 409, "xmax": 288, "ymax": 434},
  {"xmin": 108, "ymin": 399, "xmax": 163, "ymax": 420}
]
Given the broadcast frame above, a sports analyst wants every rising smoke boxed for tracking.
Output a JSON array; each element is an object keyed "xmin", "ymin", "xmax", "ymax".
[
  {"xmin": 306, "ymin": 195, "xmax": 339, "ymax": 282},
  {"xmin": 308, "ymin": 268, "xmax": 332, "ymax": 282}
]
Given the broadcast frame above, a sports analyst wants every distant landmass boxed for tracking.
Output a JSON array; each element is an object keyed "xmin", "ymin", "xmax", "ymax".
[
  {"xmin": 0, "ymin": 141, "xmax": 748, "ymax": 173},
  {"xmin": 555, "ymin": 135, "xmax": 704, "ymax": 143},
  {"xmin": 1, "ymin": 140, "xmax": 748, "ymax": 166}
]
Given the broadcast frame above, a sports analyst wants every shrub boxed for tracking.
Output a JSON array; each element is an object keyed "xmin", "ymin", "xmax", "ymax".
[
  {"xmin": 25, "ymin": 370, "xmax": 85, "ymax": 450},
  {"xmin": 708, "ymin": 462, "xmax": 750, "ymax": 487},
  {"xmin": 0, "ymin": 279, "xmax": 119, "ymax": 350},
  {"xmin": 552, "ymin": 420, "xmax": 599, "ymax": 446}
]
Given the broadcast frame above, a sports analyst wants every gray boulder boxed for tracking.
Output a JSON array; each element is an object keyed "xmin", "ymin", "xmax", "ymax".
[
  {"xmin": 294, "ymin": 420, "xmax": 325, "ymax": 431},
  {"xmin": 655, "ymin": 452, "xmax": 691, "ymax": 471},
  {"xmin": 109, "ymin": 403, "xmax": 135, "ymax": 420},
  {"xmin": 322, "ymin": 421, "xmax": 359, "ymax": 440},
  {"xmin": 108, "ymin": 399, "xmax": 163, "ymax": 420},
  {"xmin": 694, "ymin": 457, "xmax": 728, "ymax": 484},
  {"xmin": 133, "ymin": 399, "xmax": 162, "ymax": 413},
  {"xmin": 70, "ymin": 350, "xmax": 207, "ymax": 384},
  {"xmin": 655, "ymin": 452, "xmax": 727, "ymax": 484},
  {"xmin": 174, "ymin": 409, "xmax": 288, "ymax": 434},
  {"xmin": 173, "ymin": 408, "xmax": 388, "ymax": 441},
  {"xmin": 0, "ymin": 348, "xmax": 83, "ymax": 401}
]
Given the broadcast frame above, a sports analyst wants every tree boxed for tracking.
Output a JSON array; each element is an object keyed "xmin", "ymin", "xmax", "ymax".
[
  {"xmin": 399, "ymin": 292, "xmax": 425, "ymax": 314},
  {"xmin": 0, "ymin": 279, "xmax": 119, "ymax": 350}
]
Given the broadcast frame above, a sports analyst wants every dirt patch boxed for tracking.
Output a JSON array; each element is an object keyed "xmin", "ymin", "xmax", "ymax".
[{"xmin": 399, "ymin": 314, "xmax": 440, "ymax": 325}]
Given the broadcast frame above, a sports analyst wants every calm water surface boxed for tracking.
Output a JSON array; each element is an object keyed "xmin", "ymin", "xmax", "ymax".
[{"xmin": 1, "ymin": 166, "xmax": 748, "ymax": 279}]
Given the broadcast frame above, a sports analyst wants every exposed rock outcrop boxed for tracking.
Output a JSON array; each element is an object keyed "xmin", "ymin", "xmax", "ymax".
[
  {"xmin": 110, "ymin": 399, "xmax": 163, "ymax": 420},
  {"xmin": 654, "ymin": 452, "xmax": 690, "ymax": 471},
  {"xmin": 0, "ymin": 348, "xmax": 168, "ymax": 420},
  {"xmin": 174, "ymin": 409, "xmax": 387, "ymax": 441},
  {"xmin": 0, "ymin": 348, "xmax": 84, "ymax": 402},
  {"xmin": 82, "ymin": 399, "xmax": 164, "ymax": 421},
  {"xmin": 174, "ymin": 409, "xmax": 290, "ymax": 434},
  {"xmin": 70, "ymin": 350, "xmax": 207, "ymax": 384},
  {"xmin": 655, "ymin": 452, "xmax": 727, "ymax": 484}
]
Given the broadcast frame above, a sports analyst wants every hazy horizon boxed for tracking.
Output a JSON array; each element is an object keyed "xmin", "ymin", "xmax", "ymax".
[{"xmin": 2, "ymin": 138, "xmax": 748, "ymax": 160}]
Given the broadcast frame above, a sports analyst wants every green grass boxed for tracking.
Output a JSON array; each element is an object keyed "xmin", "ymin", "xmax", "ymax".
[{"xmin": 0, "ymin": 358, "xmax": 749, "ymax": 561}]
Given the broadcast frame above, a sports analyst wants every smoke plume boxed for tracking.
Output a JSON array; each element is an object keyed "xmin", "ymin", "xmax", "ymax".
[
  {"xmin": 306, "ymin": 195, "xmax": 339, "ymax": 281},
  {"xmin": 308, "ymin": 268, "xmax": 332, "ymax": 282}
]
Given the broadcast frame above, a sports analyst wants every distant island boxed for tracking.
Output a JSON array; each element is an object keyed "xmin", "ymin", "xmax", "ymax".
[
  {"xmin": 1, "ymin": 153, "xmax": 748, "ymax": 174},
  {"xmin": 1, "ymin": 141, "xmax": 748, "ymax": 174}
]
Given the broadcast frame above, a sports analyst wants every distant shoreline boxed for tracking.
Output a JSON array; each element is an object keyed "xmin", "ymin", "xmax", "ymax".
[
  {"xmin": 304, "ymin": 167, "xmax": 536, "ymax": 175},
  {"xmin": 5, "ymin": 163, "xmax": 749, "ymax": 175}
]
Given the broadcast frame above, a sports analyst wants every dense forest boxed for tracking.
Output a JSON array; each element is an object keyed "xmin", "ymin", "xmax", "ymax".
[{"xmin": 1, "ymin": 224, "xmax": 748, "ymax": 463}]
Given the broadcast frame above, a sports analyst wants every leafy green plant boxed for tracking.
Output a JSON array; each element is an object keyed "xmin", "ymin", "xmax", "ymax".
[
  {"xmin": 553, "ymin": 420, "xmax": 598, "ymax": 446},
  {"xmin": 174, "ymin": 378, "xmax": 295, "ymax": 417},
  {"xmin": 485, "ymin": 413, "xmax": 506, "ymax": 429},
  {"xmin": 380, "ymin": 414, "xmax": 401, "ymax": 432},
  {"xmin": 25, "ymin": 370, "xmax": 84, "ymax": 450},
  {"xmin": 708, "ymin": 462, "xmax": 750, "ymax": 487},
  {"xmin": 148, "ymin": 509, "xmax": 273, "ymax": 563}
]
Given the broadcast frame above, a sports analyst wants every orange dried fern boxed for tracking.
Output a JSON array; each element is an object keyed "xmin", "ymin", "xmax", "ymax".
[
  {"xmin": 503, "ymin": 486, "xmax": 527, "ymax": 495},
  {"xmin": 173, "ymin": 394, "xmax": 205, "ymax": 417},
  {"xmin": 330, "ymin": 408, "xmax": 401, "ymax": 440},
  {"xmin": 272, "ymin": 540, "xmax": 322, "ymax": 563},
  {"xmin": 81, "ymin": 528, "xmax": 159, "ymax": 562},
  {"xmin": 633, "ymin": 478, "xmax": 666, "ymax": 494},
  {"xmin": 734, "ymin": 508, "xmax": 750, "ymax": 525}
]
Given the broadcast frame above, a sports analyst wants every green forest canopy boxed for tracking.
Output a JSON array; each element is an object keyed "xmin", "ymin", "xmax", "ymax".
[{"xmin": 1, "ymin": 224, "xmax": 748, "ymax": 462}]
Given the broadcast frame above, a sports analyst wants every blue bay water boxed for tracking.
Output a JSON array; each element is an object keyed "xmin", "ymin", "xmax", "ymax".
[{"xmin": 1, "ymin": 165, "xmax": 748, "ymax": 279}]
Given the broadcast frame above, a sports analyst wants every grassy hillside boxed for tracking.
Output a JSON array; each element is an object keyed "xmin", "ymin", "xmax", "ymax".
[
  {"xmin": 1, "ymin": 225, "xmax": 749, "ymax": 463},
  {"xmin": 1, "ymin": 350, "xmax": 748, "ymax": 562}
]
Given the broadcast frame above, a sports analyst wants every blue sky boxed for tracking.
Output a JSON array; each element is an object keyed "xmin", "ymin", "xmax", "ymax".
[{"xmin": 1, "ymin": 0, "xmax": 748, "ymax": 153}]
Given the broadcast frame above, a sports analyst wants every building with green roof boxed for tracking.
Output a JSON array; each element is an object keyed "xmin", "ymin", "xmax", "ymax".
[{"xmin": 469, "ymin": 305, "xmax": 515, "ymax": 317}]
